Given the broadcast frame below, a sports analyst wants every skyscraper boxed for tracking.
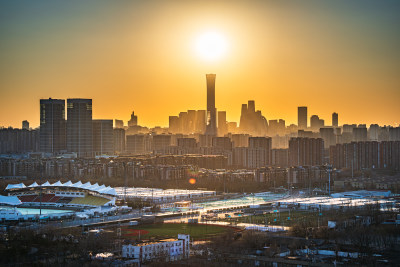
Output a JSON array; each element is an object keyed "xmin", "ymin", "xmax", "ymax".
[
  {"xmin": 39, "ymin": 98, "xmax": 66, "ymax": 153},
  {"xmin": 218, "ymin": 110, "xmax": 227, "ymax": 136},
  {"xmin": 128, "ymin": 111, "xmax": 138, "ymax": 127},
  {"xmin": 206, "ymin": 74, "xmax": 217, "ymax": 135},
  {"xmin": 67, "ymin": 98, "xmax": 93, "ymax": 157},
  {"xmin": 298, "ymin": 106, "xmax": 307, "ymax": 130},
  {"xmin": 93, "ymin": 119, "xmax": 113, "ymax": 155},
  {"xmin": 332, "ymin": 112, "xmax": 338, "ymax": 127},
  {"xmin": 239, "ymin": 100, "xmax": 268, "ymax": 135}
]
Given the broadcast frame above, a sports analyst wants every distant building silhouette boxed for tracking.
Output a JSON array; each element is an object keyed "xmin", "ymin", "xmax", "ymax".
[
  {"xmin": 218, "ymin": 111, "xmax": 227, "ymax": 136},
  {"xmin": 289, "ymin": 137, "xmax": 324, "ymax": 166},
  {"xmin": 0, "ymin": 127, "xmax": 39, "ymax": 154},
  {"xmin": 212, "ymin": 137, "xmax": 232, "ymax": 151},
  {"xmin": 298, "ymin": 106, "xmax": 307, "ymax": 129},
  {"xmin": 93, "ymin": 119, "xmax": 113, "ymax": 155},
  {"xmin": 330, "ymin": 141, "xmax": 400, "ymax": 170},
  {"xmin": 310, "ymin": 115, "xmax": 324, "ymax": 131},
  {"xmin": 389, "ymin": 127, "xmax": 400, "ymax": 141},
  {"xmin": 22, "ymin": 120, "xmax": 29, "ymax": 130},
  {"xmin": 268, "ymin": 119, "xmax": 286, "ymax": 136},
  {"xmin": 128, "ymin": 111, "xmax": 138, "ymax": 127},
  {"xmin": 126, "ymin": 134, "xmax": 151, "ymax": 154},
  {"xmin": 332, "ymin": 112, "xmax": 338, "ymax": 127},
  {"xmin": 168, "ymin": 110, "xmax": 206, "ymax": 134},
  {"xmin": 248, "ymin": 136, "xmax": 272, "ymax": 168},
  {"xmin": 67, "ymin": 98, "xmax": 93, "ymax": 157},
  {"xmin": 177, "ymin": 138, "xmax": 197, "ymax": 148},
  {"xmin": 113, "ymin": 128, "xmax": 125, "ymax": 154},
  {"xmin": 353, "ymin": 126, "xmax": 367, "ymax": 142},
  {"xmin": 115, "ymin": 119, "xmax": 124, "ymax": 128},
  {"xmin": 239, "ymin": 100, "xmax": 268, "ymax": 135},
  {"xmin": 320, "ymin": 127, "xmax": 336, "ymax": 148},
  {"xmin": 227, "ymin": 122, "xmax": 237, "ymax": 133},
  {"xmin": 206, "ymin": 74, "xmax": 217, "ymax": 135},
  {"xmin": 39, "ymin": 98, "xmax": 66, "ymax": 153},
  {"xmin": 153, "ymin": 134, "xmax": 172, "ymax": 152}
]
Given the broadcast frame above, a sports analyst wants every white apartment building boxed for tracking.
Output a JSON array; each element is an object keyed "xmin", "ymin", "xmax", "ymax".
[{"xmin": 122, "ymin": 234, "xmax": 190, "ymax": 263}]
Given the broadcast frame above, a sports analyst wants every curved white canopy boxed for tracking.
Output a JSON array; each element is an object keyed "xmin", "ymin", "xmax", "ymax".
[
  {"xmin": 5, "ymin": 183, "xmax": 26, "ymax": 190},
  {"xmin": 5, "ymin": 180, "xmax": 117, "ymax": 196}
]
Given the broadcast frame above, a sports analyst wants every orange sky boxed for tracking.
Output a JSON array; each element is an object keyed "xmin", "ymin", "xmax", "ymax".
[{"xmin": 0, "ymin": 1, "xmax": 399, "ymax": 129}]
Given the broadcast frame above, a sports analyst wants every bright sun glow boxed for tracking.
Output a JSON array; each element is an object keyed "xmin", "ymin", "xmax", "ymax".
[{"xmin": 195, "ymin": 31, "xmax": 228, "ymax": 61}]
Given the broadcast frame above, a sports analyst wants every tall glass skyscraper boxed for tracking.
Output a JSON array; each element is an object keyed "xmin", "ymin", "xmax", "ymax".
[
  {"xmin": 67, "ymin": 98, "xmax": 93, "ymax": 157},
  {"xmin": 39, "ymin": 98, "xmax": 66, "ymax": 153}
]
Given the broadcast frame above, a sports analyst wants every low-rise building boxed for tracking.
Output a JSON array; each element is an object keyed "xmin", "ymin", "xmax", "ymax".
[{"xmin": 122, "ymin": 234, "xmax": 190, "ymax": 263}]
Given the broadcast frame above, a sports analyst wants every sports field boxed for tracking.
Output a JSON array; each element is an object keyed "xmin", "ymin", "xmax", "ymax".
[
  {"xmin": 223, "ymin": 210, "xmax": 323, "ymax": 226},
  {"xmin": 122, "ymin": 223, "xmax": 236, "ymax": 240}
]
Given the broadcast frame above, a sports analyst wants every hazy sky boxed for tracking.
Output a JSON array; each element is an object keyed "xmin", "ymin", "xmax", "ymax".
[{"xmin": 1, "ymin": 0, "xmax": 399, "ymax": 128}]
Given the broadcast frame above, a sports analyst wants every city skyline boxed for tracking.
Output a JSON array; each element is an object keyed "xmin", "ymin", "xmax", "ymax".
[
  {"xmin": 1, "ymin": 2, "xmax": 400, "ymax": 265},
  {"xmin": 1, "ymin": 82, "xmax": 399, "ymax": 130},
  {"xmin": 1, "ymin": 0, "xmax": 400, "ymax": 128}
]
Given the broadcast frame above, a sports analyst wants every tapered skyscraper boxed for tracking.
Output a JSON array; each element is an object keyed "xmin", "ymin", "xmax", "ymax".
[{"xmin": 206, "ymin": 74, "xmax": 217, "ymax": 135}]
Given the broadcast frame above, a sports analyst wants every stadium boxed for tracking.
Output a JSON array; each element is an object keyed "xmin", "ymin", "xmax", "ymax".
[{"xmin": 1, "ymin": 180, "xmax": 117, "ymax": 221}]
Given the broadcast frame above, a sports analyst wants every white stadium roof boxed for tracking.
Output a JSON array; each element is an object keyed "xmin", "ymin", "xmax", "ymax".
[
  {"xmin": 5, "ymin": 183, "xmax": 26, "ymax": 190},
  {"xmin": 5, "ymin": 180, "xmax": 117, "ymax": 196},
  {"xmin": 0, "ymin": 195, "xmax": 22, "ymax": 206}
]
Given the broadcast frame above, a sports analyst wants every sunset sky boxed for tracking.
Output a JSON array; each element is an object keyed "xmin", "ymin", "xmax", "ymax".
[{"xmin": 1, "ymin": 0, "xmax": 399, "ymax": 128}]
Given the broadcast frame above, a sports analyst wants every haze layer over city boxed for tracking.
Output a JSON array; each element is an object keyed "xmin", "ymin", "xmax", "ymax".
[{"xmin": 0, "ymin": 1, "xmax": 399, "ymax": 266}]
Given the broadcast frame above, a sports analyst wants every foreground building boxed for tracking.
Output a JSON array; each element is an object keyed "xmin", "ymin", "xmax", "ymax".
[{"xmin": 122, "ymin": 234, "xmax": 190, "ymax": 263}]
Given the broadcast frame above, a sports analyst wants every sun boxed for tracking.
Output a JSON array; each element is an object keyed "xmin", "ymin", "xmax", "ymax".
[{"xmin": 195, "ymin": 31, "xmax": 228, "ymax": 61}]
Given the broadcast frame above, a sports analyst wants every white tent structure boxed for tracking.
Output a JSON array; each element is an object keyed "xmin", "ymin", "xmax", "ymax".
[{"xmin": 5, "ymin": 180, "xmax": 117, "ymax": 196}]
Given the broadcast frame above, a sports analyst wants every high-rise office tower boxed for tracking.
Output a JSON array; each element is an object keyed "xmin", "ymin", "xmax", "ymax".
[
  {"xmin": 67, "ymin": 98, "xmax": 93, "ymax": 157},
  {"xmin": 332, "ymin": 112, "xmax": 338, "ymax": 127},
  {"xmin": 206, "ymin": 74, "xmax": 217, "ymax": 135},
  {"xmin": 128, "ymin": 111, "xmax": 138, "ymax": 127},
  {"xmin": 298, "ymin": 106, "xmax": 307, "ymax": 130},
  {"xmin": 22, "ymin": 120, "xmax": 29, "ymax": 130},
  {"xmin": 218, "ymin": 110, "xmax": 227, "ymax": 136},
  {"xmin": 239, "ymin": 100, "xmax": 268, "ymax": 135},
  {"xmin": 239, "ymin": 104, "xmax": 248, "ymax": 131},
  {"xmin": 39, "ymin": 98, "xmax": 66, "ymax": 153},
  {"xmin": 93, "ymin": 119, "xmax": 113, "ymax": 155},
  {"xmin": 248, "ymin": 100, "xmax": 255, "ymax": 113}
]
